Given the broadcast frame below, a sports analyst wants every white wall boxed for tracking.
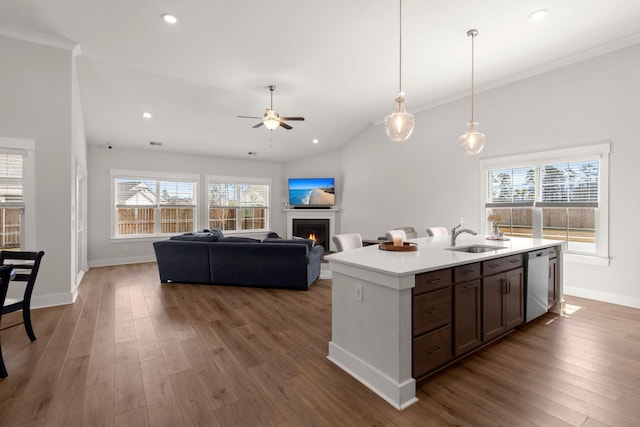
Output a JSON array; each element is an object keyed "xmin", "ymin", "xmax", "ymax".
[
  {"xmin": 0, "ymin": 33, "xmax": 78, "ymax": 307},
  {"xmin": 288, "ymin": 43, "xmax": 640, "ymax": 308},
  {"xmin": 87, "ymin": 146, "xmax": 284, "ymax": 266}
]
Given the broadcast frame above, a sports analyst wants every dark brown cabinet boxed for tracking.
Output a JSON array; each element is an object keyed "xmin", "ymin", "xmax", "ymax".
[
  {"xmin": 548, "ymin": 248, "xmax": 558, "ymax": 308},
  {"xmin": 413, "ymin": 252, "xmax": 529, "ymax": 379},
  {"xmin": 482, "ymin": 267, "xmax": 524, "ymax": 342},
  {"xmin": 453, "ymin": 279, "xmax": 481, "ymax": 356},
  {"xmin": 412, "ymin": 269, "xmax": 453, "ymax": 378}
]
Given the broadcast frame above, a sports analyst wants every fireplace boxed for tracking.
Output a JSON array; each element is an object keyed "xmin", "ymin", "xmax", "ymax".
[
  {"xmin": 285, "ymin": 208, "xmax": 337, "ymax": 251},
  {"xmin": 293, "ymin": 218, "xmax": 330, "ymax": 252}
]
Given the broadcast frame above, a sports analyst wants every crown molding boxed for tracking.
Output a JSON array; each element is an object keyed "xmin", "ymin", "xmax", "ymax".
[{"xmin": 0, "ymin": 23, "xmax": 77, "ymax": 52}]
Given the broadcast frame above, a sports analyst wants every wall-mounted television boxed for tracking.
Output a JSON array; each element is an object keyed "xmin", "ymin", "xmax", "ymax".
[{"xmin": 288, "ymin": 177, "xmax": 335, "ymax": 207}]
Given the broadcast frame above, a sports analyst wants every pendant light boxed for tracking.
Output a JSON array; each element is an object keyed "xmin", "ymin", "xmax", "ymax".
[
  {"xmin": 385, "ymin": 0, "xmax": 414, "ymax": 142},
  {"xmin": 459, "ymin": 29, "xmax": 485, "ymax": 155}
]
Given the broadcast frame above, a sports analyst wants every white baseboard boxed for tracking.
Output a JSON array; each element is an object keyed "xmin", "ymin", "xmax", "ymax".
[
  {"xmin": 563, "ymin": 285, "xmax": 640, "ymax": 309},
  {"xmin": 327, "ymin": 341, "xmax": 417, "ymax": 410},
  {"xmin": 31, "ymin": 290, "xmax": 77, "ymax": 310},
  {"xmin": 89, "ymin": 255, "xmax": 156, "ymax": 268}
]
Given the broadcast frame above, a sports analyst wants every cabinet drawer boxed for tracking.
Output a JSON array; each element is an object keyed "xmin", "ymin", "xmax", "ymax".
[
  {"xmin": 454, "ymin": 262, "xmax": 481, "ymax": 283},
  {"xmin": 414, "ymin": 268, "xmax": 452, "ymax": 295},
  {"xmin": 413, "ymin": 287, "xmax": 452, "ymax": 336},
  {"xmin": 482, "ymin": 254, "xmax": 523, "ymax": 275},
  {"xmin": 413, "ymin": 324, "xmax": 452, "ymax": 378}
]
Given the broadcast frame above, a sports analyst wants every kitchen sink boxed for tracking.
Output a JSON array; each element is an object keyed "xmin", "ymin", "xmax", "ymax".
[{"xmin": 445, "ymin": 244, "xmax": 508, "ymax": 253}]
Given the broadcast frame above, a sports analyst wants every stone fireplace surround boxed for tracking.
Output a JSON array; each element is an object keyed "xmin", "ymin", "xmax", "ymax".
[{"xmin": 285, "ymin": 208, "xmax": 338, "ymax": 252}]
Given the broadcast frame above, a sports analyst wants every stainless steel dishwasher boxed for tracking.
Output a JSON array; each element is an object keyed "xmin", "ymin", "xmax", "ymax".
[{"xmin": 525, "ymin": 249, "xmax": 550, "ymax": 322}]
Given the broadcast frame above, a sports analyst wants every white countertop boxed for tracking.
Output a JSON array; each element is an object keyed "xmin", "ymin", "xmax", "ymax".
[{"xmin": 325, "ymin": 235, "xmax": 563, "ymax": 277}]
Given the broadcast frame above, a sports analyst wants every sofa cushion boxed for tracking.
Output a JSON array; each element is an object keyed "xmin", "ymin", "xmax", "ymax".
[
  {"xmin": 170, "ymin": 232, "xmax": 220, "ymax": 242},
  {"xmin": 219, "ymin": 236, "xmax": 261, "ymax": 243},
  {"xmin": 263, "ymin": 238, "xmax": 315, "ymax": 249}
]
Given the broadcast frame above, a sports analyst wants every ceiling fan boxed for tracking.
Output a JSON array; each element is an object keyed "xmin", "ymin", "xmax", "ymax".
[{"xmin": 237, "ymin": 85, "xmax": 305, "ymax": 130}]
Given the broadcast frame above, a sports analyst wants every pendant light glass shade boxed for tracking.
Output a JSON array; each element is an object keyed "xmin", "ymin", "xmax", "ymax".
[
  {"xmin": 385, "ymin": 0, "xmax": 414, "ymax": 142},
  {"xmin": 385, "ymin": 95, "xmax": 415, "ymax": 141},
  {"xmin": 459, "ymin": 121, "xmax": 485, "ymax": 154},
  {"xmin": 460, "ymin": 29, "xmax": 485, "ymax": 154}
]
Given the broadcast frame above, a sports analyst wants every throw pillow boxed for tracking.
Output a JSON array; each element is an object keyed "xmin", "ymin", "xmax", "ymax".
[{"xmin": 207, "ymin": 228, "xmax": 224, "ymax": 239}]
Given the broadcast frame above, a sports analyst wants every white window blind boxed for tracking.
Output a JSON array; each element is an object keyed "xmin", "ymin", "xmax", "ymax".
[
  {"xmin": 0, "ymin": 153, "xmax": 23, "ymax": 205},
  {"xmin": 539, "ymin": 160, "xmax": 599, "ymax": 207},
  {"xmin": 486, "ymin": 166, "xmax": 535, "ymax": 207}
]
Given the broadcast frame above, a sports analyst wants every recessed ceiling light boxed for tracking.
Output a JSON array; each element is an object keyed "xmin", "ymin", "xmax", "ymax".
[
  {"xmin": 142, "ymin": 112, "xmax": 152, "ymax": 119},
  {"xmin": 529, "ymin": 9, "xmax": 548, "ymax": 21},
  {"xmin": 312, "ymin": 138, "xmax": 319, "ymax": 144},
  {"xmin": 162, "ymin": 13, "xmax": 177, "ymax": 24}
]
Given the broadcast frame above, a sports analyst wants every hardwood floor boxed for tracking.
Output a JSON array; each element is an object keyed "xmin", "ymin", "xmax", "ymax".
[{"xmin": 1, "ymin": 262, "xmax": 639, "ymax": 426}]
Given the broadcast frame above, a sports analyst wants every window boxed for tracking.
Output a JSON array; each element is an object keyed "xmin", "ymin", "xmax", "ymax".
[
  {"xmin": 481, "ymin": 144, "xmax": 609, "ymax": 259},
  {"xmin": 0, "ymin": 152, "xmax": 23, "ymax": 249},
  {"xmin": 112, "ymin": 170, "xmax": 198, "ymax": 237},
  {"xmin": 207, "ymin": 176, "xmax": 270, "ymax": 232}
]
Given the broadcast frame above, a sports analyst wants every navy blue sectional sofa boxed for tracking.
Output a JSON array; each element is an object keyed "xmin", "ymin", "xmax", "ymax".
[{"xmin": 152, "ymin": 231, "xmax": 323, "ymax": 290}]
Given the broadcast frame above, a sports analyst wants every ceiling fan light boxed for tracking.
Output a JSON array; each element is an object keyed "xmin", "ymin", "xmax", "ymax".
[
  {"xmin": 264, "ymin": 118, "xmax": 280, "ymax": 130},
  {"xmin": 459, "ymin": 121, "xmax": 485, "ymax": 155},
  {"xmin": 385, "ymin": 96, "xmax": 415, "ymax": 142}
]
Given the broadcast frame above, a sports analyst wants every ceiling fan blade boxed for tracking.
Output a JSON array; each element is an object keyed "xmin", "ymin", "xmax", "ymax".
[
  {"xmin": 252, "ymin": 122, "xmax": 264, "ymax": 128},
  {"xmin": 237, "ymin": 115, "xmax": 262, "ymax": 119},
  {"xmin": 279, "ymin": 122, "xmax": 293, "ymax": 130},
  {"xmin": 280, "ymin": 117, "xmax": 305, "ymax": 121}
]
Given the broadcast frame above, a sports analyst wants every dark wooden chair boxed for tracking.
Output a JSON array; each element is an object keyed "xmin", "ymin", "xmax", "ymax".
[
  {"xmin": 1, "ymin": 251, "xmax": 45, "ymax": 342},
  {"xmin": 0, "ymin": 264, "xmax": 16, "ymax": 377}
]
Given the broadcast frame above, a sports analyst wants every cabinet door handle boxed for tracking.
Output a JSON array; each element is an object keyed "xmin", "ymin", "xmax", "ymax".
[
  {"xmin": 549, "ymin": 266, "xmax": 552, "ymax": 279},
  {"xmin": 489, "ymin": 263, "xmax": 500, "ymax": 269},
  {"xmin": 428, "ymin": 347, "xmax": 442, "ymax": 355},
  {"xmin": 501, "ymin": 278, "xmax": 507, "ymax": 294},
  {"xmin": 509, "ymin": 259, "xmax": 519, "ymax": 264},
  {"xmin": 464, "ymin": 283, "xmax": 476, "ymax": 289},
  {"xmin": 507, "ymin": 279, "xmax": 511, "ymax": 293},
  {"xmin": 427, "ymin": 278, "xmax": 441, "ymax": 284},
  {"xmin": 463, "ymin": 269, "xmax": 474, "ymax": 275},
  {"xmin": 427, "ymin": 307, "xmax": 442, "ymax": 314}
]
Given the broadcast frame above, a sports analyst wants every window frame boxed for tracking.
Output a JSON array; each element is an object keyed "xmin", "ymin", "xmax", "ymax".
[
  {"xmin": 479, "ymin": 143, "xmax": 610, "ymax": 265},
  {"xmin": 110, "ymin": 169, "xmax": 199, "ymax": 240},
  {"xmin": 205, "ymin": 175, "xmax": 271, "ymax": 234}
]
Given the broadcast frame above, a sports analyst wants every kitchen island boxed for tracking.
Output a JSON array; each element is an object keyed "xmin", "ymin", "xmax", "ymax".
[{"xmin": 325, "ymin": 235, "xmax": 563, "ymax": 410}]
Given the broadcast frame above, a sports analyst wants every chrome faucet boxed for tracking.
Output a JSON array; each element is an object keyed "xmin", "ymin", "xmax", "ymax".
[{"xmin": 451, "ymin": 224, "xmax": 477, "ymax": 246}]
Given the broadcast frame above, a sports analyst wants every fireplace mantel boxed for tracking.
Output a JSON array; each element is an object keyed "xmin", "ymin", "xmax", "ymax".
[{"xmin": 285, "ymin": 208, "xmax": 338, "ymax": 252}]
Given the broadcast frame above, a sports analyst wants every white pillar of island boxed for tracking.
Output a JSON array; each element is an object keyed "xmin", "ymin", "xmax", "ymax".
[{"xmin": 327, "ymin": 261, "xmax": 418, "ymax": 410}]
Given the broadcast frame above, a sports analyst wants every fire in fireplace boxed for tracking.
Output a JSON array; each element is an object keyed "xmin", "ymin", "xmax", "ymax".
[{"xmin": 292, "ymin": 218, "xmax": 330, "ymax": 252}]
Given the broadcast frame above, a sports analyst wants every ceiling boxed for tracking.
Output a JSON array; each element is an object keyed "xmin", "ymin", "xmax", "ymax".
[{"xmin": 2, "ymin": 1, "xmax": 640, "ymax": 162}]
